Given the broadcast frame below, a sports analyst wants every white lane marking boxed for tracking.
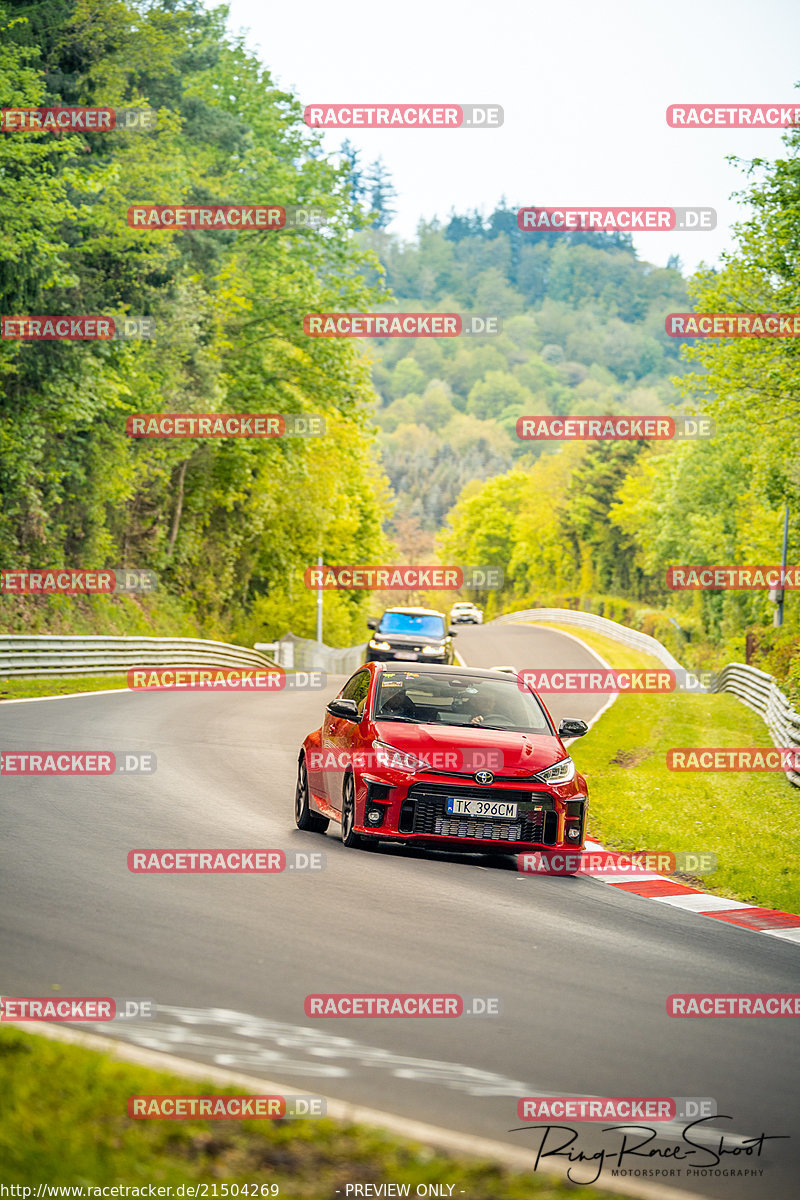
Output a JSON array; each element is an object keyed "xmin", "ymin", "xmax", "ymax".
[
  {"xmin": 85, "ymin": 1004, "xmax": 533, "ymax": 1096},
  {"xmin": 72, "ymin": 1003, "xmax": 766, "ymax": 1157},
  {"xmin": 651, "ymin": 894, "xmax": 754, "ymax": 912},
  {"xmin": 589, "ymin": 872, "xmax": 663, "ymax": 882},
  {"xmin": 60, "ymin": 1004, "xmax": 764, "ymax": 1157},
  {"xmin": 647, "ymin": 897, "xmax": 753, "ymax": 912},
  {"xmin": 761, "ymin": 926, "xmax": 800, "ymax": 943},
  {"xmin": 0, "ymin": 687, "xmax": 133, "ymax": 705},
  {"xmin": 10, "ymin": 1019, "xmax": 712, "ymax": 1200}
]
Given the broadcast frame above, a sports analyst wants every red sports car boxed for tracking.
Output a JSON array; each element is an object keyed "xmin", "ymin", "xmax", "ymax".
[{"xmin": 295, "ymin": 662, "xmax": 589, "ymax": 859}]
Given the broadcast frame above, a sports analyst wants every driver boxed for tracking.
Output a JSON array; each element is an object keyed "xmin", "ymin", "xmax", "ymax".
[
  {"xmin": 377, "ymin": 685, "xmax": 415, "ymax": 718},
  {"xmin": 463, "ymin": 689, "xmax": 507, "ymax": 726}
]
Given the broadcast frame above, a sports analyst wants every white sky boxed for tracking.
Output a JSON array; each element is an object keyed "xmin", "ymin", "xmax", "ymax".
[{"xmin": 220, "ymin": 0, "xmax": 800, "ymax": 275}]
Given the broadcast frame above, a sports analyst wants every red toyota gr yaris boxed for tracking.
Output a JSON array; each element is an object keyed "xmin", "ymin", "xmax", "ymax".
[{"xmin": 295, "ymin": 662, "xmax": 589, "ymax": 858}]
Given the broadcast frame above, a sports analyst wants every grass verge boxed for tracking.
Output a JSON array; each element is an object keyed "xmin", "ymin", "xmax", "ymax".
[
  {"xmin": 537, "ymin": 622, "xmax": 800, "ymax": 914},
  {"xmin": 0, "ymin": 1026, "xmax": 628, "ymax": 1198},
  {"xmin": 0, "ymin": 676, "xmax": 129, "ymax": 701}
]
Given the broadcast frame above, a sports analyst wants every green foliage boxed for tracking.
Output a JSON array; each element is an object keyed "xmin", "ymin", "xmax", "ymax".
[
  {"xmin": 434, "ymin": 129, "xmax": 800, "ymax": 686},
  {"xmin": 0, "ymin": 0, "xmax": 390, "ymax": 642}
]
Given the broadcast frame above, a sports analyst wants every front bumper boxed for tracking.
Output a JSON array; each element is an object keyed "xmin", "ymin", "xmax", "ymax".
[
  {"xmin": 366, "ymin": 648, "xmax": 450, "ymax": 664},
  {"xmin": 355, "ymin": 774, "xmax": 587, "ymax": 850}
]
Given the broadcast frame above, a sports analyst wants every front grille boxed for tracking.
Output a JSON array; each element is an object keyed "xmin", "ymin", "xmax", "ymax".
[
  {"xmin": 434, "ymin": 816, "xmax": 522, "ymax": 840},
  {"xmin": 400, "ymin": 783, "xmax": 558, "ymax": 844}
]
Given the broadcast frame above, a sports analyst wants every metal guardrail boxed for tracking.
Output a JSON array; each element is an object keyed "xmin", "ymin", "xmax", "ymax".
[
  {"xmin": 494, "ymin": 607, "xmax": 800, "ymax": 788},
  {"xmin": 0, "ymin": 635, "xmax": 279, "ymax": 677},
  {"xmin": 273, "ymin": 632, "xmax": 367, "ymax": 675},
  {"xmin": 712, "ymin": 662, "xmax": 800, "ymax": 787},
  {"xmin": 4, "ymin": 619, "xmax": 797, "ymax": 787}
]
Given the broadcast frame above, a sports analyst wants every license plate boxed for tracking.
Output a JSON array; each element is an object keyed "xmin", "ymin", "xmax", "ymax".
[
  {"xmin": 446, "ymin": 797, "xmax": 518, "ymax": 819},
  {"xmin": 393, "ymin": 650, "xmax": 417, "ymax": 660}
]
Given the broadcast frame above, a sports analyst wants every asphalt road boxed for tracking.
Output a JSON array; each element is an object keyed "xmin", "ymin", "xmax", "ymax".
[{"xmin": 2, "ymin": 622, "xmax": 799, "ymax": 1199}]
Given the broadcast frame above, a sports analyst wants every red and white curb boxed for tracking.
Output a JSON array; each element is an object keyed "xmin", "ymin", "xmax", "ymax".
[{"xmin": 579, "ymin": 838, "xmax": 800, "ymax": 945}]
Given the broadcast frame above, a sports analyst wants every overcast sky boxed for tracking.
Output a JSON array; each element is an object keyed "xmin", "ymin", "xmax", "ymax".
[{"xmin": 220, "ymin": 0, "xmax": 800, "ymax": 275}]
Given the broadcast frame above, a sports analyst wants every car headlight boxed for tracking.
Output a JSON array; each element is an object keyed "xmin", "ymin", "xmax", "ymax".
[
  {"xmin": 422, "ymin": 644, "xmax": 444, "ymax": 654},
  {"xmin": 369, "ymin": 640, "xmax": 391, "ymax": 650},
  {"xmin": 534, "ymin": 757, "xmax": 575, "ymax": 784},
  {"xmin": 373, "ymin": 740, "xmax": 430, "ymax": 773}
]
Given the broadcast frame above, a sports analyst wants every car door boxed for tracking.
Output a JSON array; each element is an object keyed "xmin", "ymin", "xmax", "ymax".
[{"xmin": 322, "ymin": 668, "xmax": 371, "ymax": 810}]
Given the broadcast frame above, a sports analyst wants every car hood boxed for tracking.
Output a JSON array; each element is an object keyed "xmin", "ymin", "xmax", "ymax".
[{"xmin": 371, "ymin": 720, "xmax": 565, "ymax": 777}]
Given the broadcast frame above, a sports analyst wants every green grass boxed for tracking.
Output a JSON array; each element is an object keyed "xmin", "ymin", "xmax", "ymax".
[
  {"xmin": 0, "ymin": 1027, "xmax": 629, "ymax": 1198},
  {"xmin": 535, "ymin": 622, "xmax": 800, "ymax": 913},
  {"xmin": 0, "ymin": 675, "xmax": 130, "ymax": 700}
]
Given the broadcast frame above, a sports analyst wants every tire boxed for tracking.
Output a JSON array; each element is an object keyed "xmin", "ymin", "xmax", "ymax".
[
  {"xmin": 341, "ymin": 774, "xmax": 371, "ymax": 849},
  {"xmin": 295, "ymin": 755, "xmax": 329, "ymax": 833}
]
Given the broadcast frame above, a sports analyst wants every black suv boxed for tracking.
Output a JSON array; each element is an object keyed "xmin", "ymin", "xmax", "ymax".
[{"xmin": 365, "ymin": 607, "xmax": 456, "ymax": 665}]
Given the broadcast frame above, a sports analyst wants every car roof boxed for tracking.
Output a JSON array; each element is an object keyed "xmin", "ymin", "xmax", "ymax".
[
  {"xmin": 372, "ymin": 662, "xmax": 521, "ymax": 683},
  {"xmin": 380, "ymin": 606, "xmax": 446, "ymax": 617}
]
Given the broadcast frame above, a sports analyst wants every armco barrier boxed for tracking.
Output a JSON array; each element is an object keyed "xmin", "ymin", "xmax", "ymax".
[
  {"xmin": 273, "ymin": 631, "xmax": 367, "ymax": 675},
  {"xmin": 0, "ymin": 635, "xmax": 279, "ymax": 678},
  {"xmin": 494, "ymin": 608, "xmax": 800, "ymax": 788},
  {"xmin": 711, "ymin": 662, "xmax": 800, "ymax": 787}
]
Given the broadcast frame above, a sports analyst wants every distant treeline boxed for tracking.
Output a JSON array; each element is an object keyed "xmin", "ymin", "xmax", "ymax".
[{"xmin": 360, "ymin": 206, "xmax": 691, "ymax": 531}]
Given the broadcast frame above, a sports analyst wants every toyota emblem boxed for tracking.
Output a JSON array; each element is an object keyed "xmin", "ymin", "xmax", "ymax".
[{"xmin": 475, "ymin": 770, "xmax": 494, "ymax": 785}]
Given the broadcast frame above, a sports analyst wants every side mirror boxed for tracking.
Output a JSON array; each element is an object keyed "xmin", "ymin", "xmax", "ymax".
[
  {"xmin": 367, "ymin": 618, "xmax": 378, "ymax": 630},
  {"xmin": 558, "ymin": 718, "xmax": 589, "ymax": 740},
  {"xmin": 449, "ymin": 628, "xmax": 458, "ymax": 636},
  {"xmin": 326, "ymin": 698, "xmax": 360, "ymax": 721}
]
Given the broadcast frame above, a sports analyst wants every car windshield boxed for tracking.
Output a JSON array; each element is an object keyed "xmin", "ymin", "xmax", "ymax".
[
  {"xmin": 378, "ymin": 612, "xmax": 445, "ymax": 637},
  {"xmin": 374, "ymin": 672, "xmax": 553, "ymax": 734}
]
